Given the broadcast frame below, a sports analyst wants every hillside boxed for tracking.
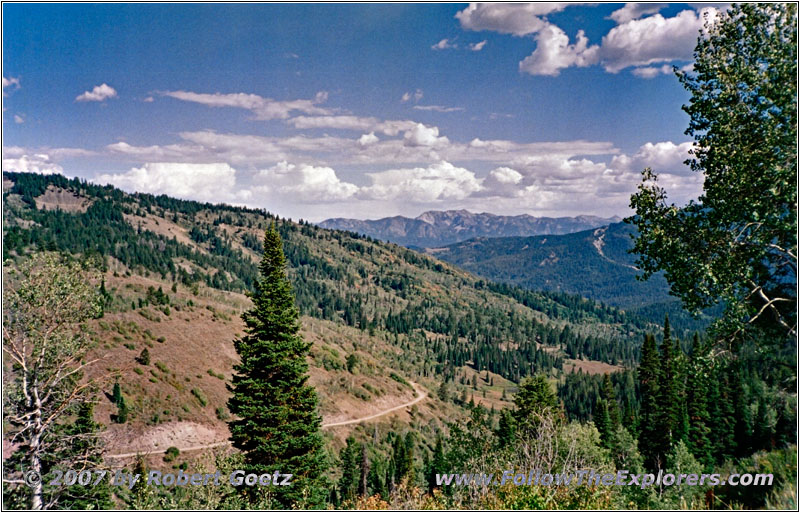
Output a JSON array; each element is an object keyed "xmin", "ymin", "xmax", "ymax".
[
  {"xmin": 2, "ymin": 172, "xmax": 651, "ymax": 461},
  {"xmin": 319, "ymin": 210, "xmax": 620, "ymax": 248},
  {"xmin": 426, "ymin": 222, "xmax": 720, "ymax": 333}
]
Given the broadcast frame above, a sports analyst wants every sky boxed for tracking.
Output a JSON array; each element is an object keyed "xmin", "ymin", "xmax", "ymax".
[{"xmin": 2, "ymin": 3, "xmax": 724, "ymax": 222}]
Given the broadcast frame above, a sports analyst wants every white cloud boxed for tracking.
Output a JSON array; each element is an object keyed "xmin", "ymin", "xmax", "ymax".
[
  {"xmin": 482, "ymin": 166, "xmax": 524, "ymax": 197},
  {"xmin": 96, "ymin": 162, "xmax": 241, "ymax": 203},
  {"xmin": 13, "ymin": 114, "xmax": 24, "ymax": 124},
  {"xmin": 599, "ymin": 8, "xmax": 718, "ymax": 73},
  {"xmin": 456, "ymin": 3, "xmax": 572, "ymax": 36},
  {"xmin": 403, "ymin": 123, "xmax": 450, "ymax": 148},
  {"xmin": 357, "ymin": 132, "xmax": 379, "ymax": 147},
  {"xmin": 2, "ymin": 76, "xmax": 20, "ymax": 96},
  {"xmin": 608, "ymin": 3, "xmax": 668, "ymax": 23},
  {"xmin": 2, "ymin": 154, "xmax": 63, "ymax": 175},
  {"xmin": 75, "ymin": 83, "xmax": 118, "ymax": 102},
  {"xmin": 288, "ymin": 115, "xmax": 379, "ymax": 131},
  {"xmin": 401, "ymin": 89, "xmax": 424, "ymax": 103},
  {"xmin": 458, "ymin": 4, "xmax": 719, "ymax": 77},
  {"xmin": 143, "ymin": 96, "xmax": 155, "ymax": 103},
  {"xmin": 360, "ymin": 161, "xmax": 481, "ymax": 202},
  {"xmin": 469, "ymin": 40, "xmax": 488, "ymax": 51},
  {"xmin": 519, "ymin": 26, "xmax": 599, "ymax": 76},
  {"xmin": 631, "ymin": 64, "xmax": 670, "ymax": 78},
  {"xmin": 431, "ymin": 38, "xmax": 458, "ymax": 50},
  {"xmin": 412, "ymin": 105, "xmax": 464, "ymax": 113},
  {"xmin": 611, "ymin": 140, "xmax": 694, "ymax": 176},
  {"xmin": 160, "ymin": 90, "xmax": 331, "ymax": 120},
  {"xmin": 256, "ymin": 161, "xmax": 358, "ymax": 202}
]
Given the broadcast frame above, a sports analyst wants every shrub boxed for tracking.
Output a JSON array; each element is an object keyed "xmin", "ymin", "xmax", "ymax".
[
  {"xmin": 136, "ymin": 348, "xmax": 150, "ymax": 365},
  {"xmin": 191, "ymin": 388, "xmax": 208, "ymax": 407},
  {"xmin": 163, "ymin": 446, "xmax": 180, "ymax": 463}
]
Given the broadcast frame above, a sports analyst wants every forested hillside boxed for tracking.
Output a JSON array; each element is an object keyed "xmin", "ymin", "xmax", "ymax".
[
  {"xmin": 3, "ymin": 169, "xmax": 795, "ymax": 509},
  {"xmin": 428, "ymin": 222, "xmax": 720, "ymax": 335}
]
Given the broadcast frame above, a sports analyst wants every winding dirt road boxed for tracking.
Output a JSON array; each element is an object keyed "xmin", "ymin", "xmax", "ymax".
[{"xmin": 106, "ymin": 381, "xmax": 427, "ymax": 460}]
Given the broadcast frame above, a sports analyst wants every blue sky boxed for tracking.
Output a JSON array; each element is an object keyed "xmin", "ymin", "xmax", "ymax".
[{"xmin": 2, "ymin": 3, "xmax": 722, "ymax": 221}]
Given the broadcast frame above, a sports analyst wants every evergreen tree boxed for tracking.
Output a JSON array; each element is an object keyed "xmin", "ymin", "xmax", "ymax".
[
  {"xmin": 227, "ymin": 224, "xmax": 327, "ymax": 508},
  {"xmin": 708, "ymin": 362, "xmax": 736, "ymax": 461},
  {"xmin": 137, "ymin": 348, "xmax": 150, "ymax": 365},
  {"xmin": 752, "ymin": 395, "xmax": 773, "ymax": 452},
  {"xmin": 656, "ymin": 316, "xmax": 679, "ymax": 465},
  {"xmin": 601, "ymin": 373, "xmax": 621, "ymax": 427},
  {"xmin": 112, "ymin": 382, "xmax": 122, "ymax": 405},
  {"xmin": 358, "ymin": 444, "xmax": 369, "ymax": 498},
  {"xmin": 686, "ymin": 334, "xmax": 712, "ymax": 468},
  {"xmin": 637, "ymin": 333, "xmax": 661, "ymax": 471},
  {"xmin": 338, "ymin": 436, "xmax": 361, "ymax": 504},
  {"xmin": 513, "ymin": 374, "xmax": 558, "ymax": 436},
  {"xmin": 403, "ymin": 432, "xmax": 417, "ymax": 485},
  {"xmin": 495, "ymin": 409, "xmax": 516, "ymax": 448},
  {"xmin": 47, "ymin": 402, "xmax": 114, "ymax": 509},
  {"xmin": 367, "ymin": 456, "xmax": 388, "ymax": 499},
  {"xmin": 426, "ymin": 436, "xmax": 447, "ymax": 492},
  {"xmin": 594, "ymin": 399, "xmax": 612, "ymax": 448},
  {"xmin": 730, "ymin": 362, "xmax": 753, "ymax": 457}
]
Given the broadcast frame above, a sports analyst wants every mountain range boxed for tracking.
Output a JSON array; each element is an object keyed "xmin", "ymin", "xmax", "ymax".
[{"xmin": 319, "ymin": 210, "xmax": 622, "ymax": 248}]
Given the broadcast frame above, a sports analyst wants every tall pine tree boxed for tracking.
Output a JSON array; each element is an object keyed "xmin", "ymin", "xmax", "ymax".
[
  {"xmin": 686, "ymin": 334, "xmax": 713, "ymax": 468},
  {"xmin": 656, "ymin": 316, "xmax": 680, "ymax": 467},
  {"xmin": 227, "ymin": 224, "xmax": 327, "ymax": 508},
  {"xmin": 637, "ymin": 333, "xmax": 661, "ymax": 471}
]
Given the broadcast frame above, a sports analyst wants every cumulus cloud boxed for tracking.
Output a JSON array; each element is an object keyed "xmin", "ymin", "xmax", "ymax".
[
  {"xmin": 403, "ymin": 123, "xmax": 450, "ymax": 148},
  {"xmin": 360, "ymin": 161, "xmax": 481, "ymax": 202},
  {"xmin": 431, "ymin": 38, "xmax": 457, "ymax": 50},
  {"xmin": 469, "ymin": 40, "xmax": 488, "ymax": 51},
  {"xmin": 97, "ymin": 162, "xmax": 241, "ymax": 203},
  {"xmin": 2, "ymin": 154, "xmax": 63, "ymax": 175},
  {"xmin": 599, "ymin": 8, "xmax": 717, "ymax": 73},
  {"xmin": 358, "ymin": 132, "xmax": 379, "ymax": 147},
  {"xmin": 458, "ymin": 4, "xmax": 719, "ymax": 77},
  {"xmin": 2, "ymin": 76, "xmax": 20, "ymax": 96},
  {"xmin": 13, "ymin": 114, "xmax": 24, "ymax": 124},
  {"xmin": 456, "ymin": 3, "xmax": 571, "ymax": 36},
  {"xmin": 75, "ymin": 83, "xmax": 117, "ymax": 102},
  {"xmin": 519, "ymin": 26, "xmax": 599, "ymax": 76},
  {"xmin": 608, "ymin": 3, "xmax": 667, "ymax": 23},
  {"xmin": 161, "ymin": 90, "xmax": 331, "ymax": 120},
  {"xmin": 256, "ymin": 161, "xmax": 358, "ymax": 202},
  {"xmin": 611, "ymin": 141, "xmax": 694, "ymax": 176},
  {"xmin": 412, "ymin": 105, "xmax": 464, "ymax": 113}
]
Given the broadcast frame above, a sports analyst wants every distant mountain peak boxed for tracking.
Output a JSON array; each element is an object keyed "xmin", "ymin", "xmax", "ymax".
[{"xmin": 319, "ymin": 210, "xmax": 622, "ymax": 248}]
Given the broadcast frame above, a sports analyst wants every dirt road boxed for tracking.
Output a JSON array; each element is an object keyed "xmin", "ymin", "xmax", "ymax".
[{"xmin": 106, "ymin": 381, "xmax": 427, "ymax": 459}]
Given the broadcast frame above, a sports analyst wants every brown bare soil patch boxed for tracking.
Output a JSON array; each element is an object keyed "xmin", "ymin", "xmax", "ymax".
[
  {"xmin": 563, "ymin": 358, "xmax": 625, "ymax": 375},
  {"xmin": 34, "ymin": 185, "xmax": 93, "ymax": 213},
  {"xmin": 123, "ymin": 212, "xmax": 199, "ymax": 249}
]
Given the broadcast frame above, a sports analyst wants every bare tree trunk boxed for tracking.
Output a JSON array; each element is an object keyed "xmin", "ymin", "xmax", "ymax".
[{"xmin": 30, "ymin": 429, "xmax": 43, "ymax": 510}]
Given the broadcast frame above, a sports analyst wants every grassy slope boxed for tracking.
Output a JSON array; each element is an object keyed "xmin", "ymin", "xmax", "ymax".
[{"xmin": 2, "ymin": 173, "xmax": 648, "ymax": 460}]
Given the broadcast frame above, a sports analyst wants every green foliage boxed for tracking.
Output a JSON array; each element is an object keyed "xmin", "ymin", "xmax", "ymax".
[
  {"xmin": 637, "ymin": 333, "xmax": 661, "ymax": 472},
  {"xmin": 346, "ymin": 353, "xmax": 359, "ymax": 374},
  {"xmin": 163, "ymin": 446, "xmax": 180, "ymax": 463},
  {"xmin": 137, "ymin": 347, "xmax": 151, "ymax": 365},
  {"xmin": 338, "ymin": 436, "xmax": 361, "ymax": 504},
  {"xmin": 191, "ymin": 388, "xmax": 208, "ymax": 407},
  {"xmin": 227, "ymin": 225, "xmax": 328, "ymax": 508},
  {"xmin": 2, "ymin": 253, "xmax": 104, "ymax": 509},
  {"xmin": 512, "ymin": 374, "xmax": 558, "ymax": 436},
  {"xmin": 629, "ymin": 3, "xmax": 797, "ymax": 345}
]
